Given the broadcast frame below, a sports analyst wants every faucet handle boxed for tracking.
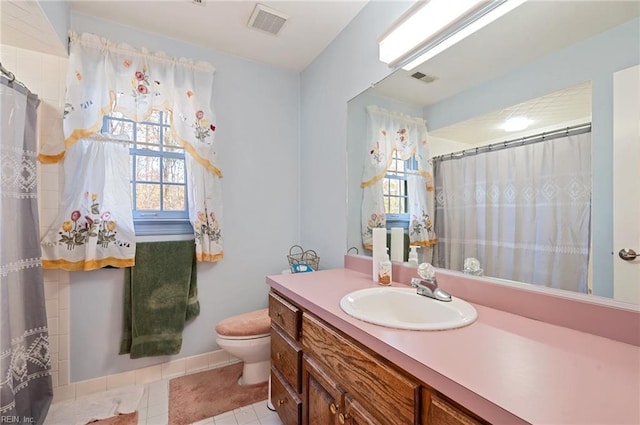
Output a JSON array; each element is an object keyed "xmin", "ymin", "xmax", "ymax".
[{"xmin": 417, "ymin": 262, "xmax": 436, "ymax": 281}]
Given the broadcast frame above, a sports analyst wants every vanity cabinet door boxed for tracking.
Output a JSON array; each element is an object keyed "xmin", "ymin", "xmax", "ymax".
[
  {"xmin": 423, "ymin": 392, "xmax": 484, "ymax": 425},
  {"xmin": 302, "ymin": 313, "xmax": 419, "ymax": 425},
  {"xmin": 303, "ymin": 355, "xmax": 343, "ymax": 425},
  {"xmin": 342, "ymin": 394, "xmax": 383, "ymax": 425}
]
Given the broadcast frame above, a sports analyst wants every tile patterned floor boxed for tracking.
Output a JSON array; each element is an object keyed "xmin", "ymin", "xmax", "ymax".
[{"xmin": 139, "ymin": 378, "xmax": 282, "ymax": 425}]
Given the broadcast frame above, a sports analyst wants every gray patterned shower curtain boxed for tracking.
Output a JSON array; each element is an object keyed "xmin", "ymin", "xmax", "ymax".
[{"xmin": 1, "ymin": 77, "xmax": 52, "ymax": 422}]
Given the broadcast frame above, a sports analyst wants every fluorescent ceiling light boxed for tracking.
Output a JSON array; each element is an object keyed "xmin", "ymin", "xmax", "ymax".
[
  {"xmin": 379, "ymin": 0, "xmax": 483, "ymax": 65},
  {"xmin": 378, "ymin": 0, "xmax": 528, "ymax": 71},
  {"xmin": 502, "ymin": 117, "xmax": 532, "ymax": 132}
]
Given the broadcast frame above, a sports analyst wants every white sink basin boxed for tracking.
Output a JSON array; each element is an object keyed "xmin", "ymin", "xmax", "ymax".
[{"xmin": 340, "ymin": 286, "xmax": 477, "ymax": 331}]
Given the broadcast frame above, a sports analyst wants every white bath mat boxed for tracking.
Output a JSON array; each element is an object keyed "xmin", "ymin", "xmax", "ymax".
[{"xmin": 45, "ymin": 385, "xmax": 144, "ymax": 425}]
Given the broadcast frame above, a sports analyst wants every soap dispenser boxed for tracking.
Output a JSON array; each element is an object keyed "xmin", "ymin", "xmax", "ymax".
[
  {"xmin": 408, "ymin": 245, "xmax": 420, "ymax": 266},
  {"xmin": 378, "ymin": 248, "xmax": 392, "ymax": 285}
]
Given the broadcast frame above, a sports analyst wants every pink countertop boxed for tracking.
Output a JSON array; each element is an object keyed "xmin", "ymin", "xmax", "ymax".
[{"xmin": 266, "ymin": 268, "xmax": 640, "ymax": 425}]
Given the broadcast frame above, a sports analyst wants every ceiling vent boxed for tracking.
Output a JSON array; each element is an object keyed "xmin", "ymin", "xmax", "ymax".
[
  {"xmin": 248, "ymin": 4, "xmax": 288, "ymax": 36},
  {"xmin": 411, "ymin": 72, "xmax": 438, "ymax": 84},
  {"xmin": 191, "ymin": 0, "xmax": 205, "ymax": 6}
]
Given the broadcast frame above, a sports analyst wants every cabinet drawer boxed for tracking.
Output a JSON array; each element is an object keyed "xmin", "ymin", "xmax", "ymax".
[
  {"xmin": 272, "ymin": 325, "xmax": 302, "ymax": 393},
  {"xmin": 272, "ymin": 367, "xmax": 302, "ymax": 425},
  {"xmin": 269, "ymin": 292, "xmax": 301, "ymax": 340},
  {"xmin": 302, "ymin": 313, "xmax": 419, "ymax": 425}
]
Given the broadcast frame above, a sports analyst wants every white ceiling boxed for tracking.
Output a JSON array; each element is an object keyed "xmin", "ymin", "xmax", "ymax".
[
  {"xmin": 1, "ymin": 1, "xmax": 67, "ymax": 56},
  {"xmin": 67, "ymin": 0, "xmax": 369, "ymax": 72},
  {"xmin": 430, "ymin": 81, "xmax": 592, "ymax": 145},
  {"xmin": 1, "ymin": 0, "xmax": 369, "ymax": 72}
]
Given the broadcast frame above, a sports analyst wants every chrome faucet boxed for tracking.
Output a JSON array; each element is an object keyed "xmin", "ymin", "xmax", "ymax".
[
  {"xmin": 411, "ymin": 278, "xmax": 452, "ymax": 302},
  {"xmin": 411, "ymin": 262, "xmax": 452, "ymax": 302}
]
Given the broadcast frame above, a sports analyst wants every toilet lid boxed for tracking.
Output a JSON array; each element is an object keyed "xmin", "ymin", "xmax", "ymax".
[{"xmin": 215, "ymin": 308, "xmax": 270, "ymax": 337}]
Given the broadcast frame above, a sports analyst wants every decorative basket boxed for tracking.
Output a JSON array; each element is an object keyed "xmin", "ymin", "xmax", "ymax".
[{"xmin": 287, "ymin": 245, "xmax": 320, "ymax": 273}]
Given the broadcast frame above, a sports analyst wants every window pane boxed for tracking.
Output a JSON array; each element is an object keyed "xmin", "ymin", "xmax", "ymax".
[
  {"xmin": 162, "ymin": 158, "xmax": 185, "ymax": 183},
  {"xmin": 163, "ymin": 185, "xmax": 185, "ymax": 211},
  {"xmin": 397, "ymin": 157, "xmax": 406, "ymax": 172},
  {"xmin": 389, "ymin": 196, "xmax": 401, "ymax": 214},
  {"xmin": 163, "ymin": 128, "xmax": 182, "ymax": 152},
  {"xmin": 136, "ymin": 124, "xmax": 160, "ymax": 149},
  {"xmin": 399, "ymin": 197, "xmax": 406, "ymax": 213},
  {"xmin": 147, "ymin": 111, "xmax": 161, "ymax": 123},
  {"xmin": 161, "ymin": 111, "xmax": 171, "ymax": 125},
  {"xmin": 107, "ymin": 120, "xmax": 133, "ymax": 139},
  {"xmin": 136, "ymin": 156, "xmax": 160, "ymax": 182},
  {"xmin": 136, "ymin": 183, "xmax": 161, "ymax": 210},
  {"xmin": 389, "ymin": 179, "xmax": 400, "ymax": 197}
]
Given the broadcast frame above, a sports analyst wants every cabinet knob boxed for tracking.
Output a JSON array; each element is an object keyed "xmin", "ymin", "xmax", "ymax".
[
  {"xmin": 330, "ymin": 402, "xmax": 338, "ymax": 414},
  {"xmin": 339, "ymin": 412, "xmax": 347, "ymax": 424},
  {"xmin": 277, "ymin": 399, "xmax": 286, "ymax": 406},
  {"xmin": 276, "ymin": 352, "xmax": 282, "ymax": 360},
  {"xmin": 276, "ymin": 311, "xmax": 282, "ymax": 318}
]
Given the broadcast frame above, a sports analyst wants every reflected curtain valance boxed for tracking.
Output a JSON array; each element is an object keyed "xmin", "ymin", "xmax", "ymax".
[{"xmin": 360, "ymin": 105, "xmax": 437, "ymax": 252}]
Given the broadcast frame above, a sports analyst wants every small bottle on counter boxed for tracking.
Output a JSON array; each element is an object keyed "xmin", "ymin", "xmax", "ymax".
[{"xmin": 378, "ymin": 248, "xmax": 392, "ymax": 285}]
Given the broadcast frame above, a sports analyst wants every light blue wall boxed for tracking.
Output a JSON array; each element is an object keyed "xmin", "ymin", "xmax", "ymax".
[
  {"xmin": 346, "ymin": 92, "xmax": 423, "ymax": 255},
  {"xmin": 423, "ymin": 18, "xmax": 640, "ymax": 297},
  {"xmin": 300, "ymin": 1, "xmax": 414, "ymax": 269},
  {"xmin": 69, "ymin": 13, "xmax": 300, "ymax": 381}
]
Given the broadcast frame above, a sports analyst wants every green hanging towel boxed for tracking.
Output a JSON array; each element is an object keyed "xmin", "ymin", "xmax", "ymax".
[{"xmin": 119, "ymin": 240, "xmax": 200, "ymax": 358}]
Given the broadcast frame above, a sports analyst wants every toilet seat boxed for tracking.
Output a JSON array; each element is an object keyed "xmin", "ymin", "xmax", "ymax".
[{"xmin": 215, "ymin": 308, "xmax": 270, "ymax": 339}]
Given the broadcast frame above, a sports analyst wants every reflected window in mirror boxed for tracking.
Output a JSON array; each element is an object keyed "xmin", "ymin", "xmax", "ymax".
[{"xmin": 383, "ymin": 152, "xmax": 417, "ymax": 229}]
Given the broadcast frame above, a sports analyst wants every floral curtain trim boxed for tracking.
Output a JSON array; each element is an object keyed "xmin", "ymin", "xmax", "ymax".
[{"xmin": 41, "ymin": 137, "xmax": 136, "ymax": 271}]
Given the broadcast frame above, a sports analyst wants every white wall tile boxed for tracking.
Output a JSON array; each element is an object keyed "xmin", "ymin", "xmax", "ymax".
[
  {"xmin": 47, "ymin": 316, "xmax": 59, "ymax": 336},
  {"xmin": 0, "ymin": 45, "xmax": 18, "ymax": 70},
  {"xmin": 49, "ymin": 334, "xmax": 59, "ymax": 354},
  {"xmin": 161, "ymin": 358, "xmax": 186, "ymax": 379},
  {"xmin": 58, "ymin": 309, "xmax": 69, "ymax": 334},
  {"xmin": 135, "ymin": 365, "xmax": 162, "ymax": 385},
  {"xmin": 52, "ymin": 384, "xmax": 75, "ymax": 403},
  {"xmin": 106, "ymin": 370, "xmax": 136, "ymax": 390},
  {"xmin": 43, "ymin": 281, "xmax": 59, "ymax": 301},
  {"xmin": 58, "ymin": 282, "xmax": 69, "ymax": 309},
  {"xmin": 75, "ymin": 377, "xmax": 107, "ymax": 397},
  {"xmin": 58, "ymin": 334, "xmax": 68, "ymax": 359},
  {"xmin": 45, "ymin": 299, "xmax": 59, "ymax": 318},
  {"xmin": 59, "ymin": 360, "xmax": 70, "ymax": 386},
  {"xmin": 186, "ymin": 353, "xmax": 209, "ymax": 373},
  {"xmin": 50, "ymin": 353, "xmax": 59, "ymax": 371},
  {"xmin": 208, "ymin": 349, "xmax": 231, "ymax": 368}
]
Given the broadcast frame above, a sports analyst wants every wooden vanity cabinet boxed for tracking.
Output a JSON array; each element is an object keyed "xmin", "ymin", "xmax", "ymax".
[
  {"xmin": 269, "ymin": 292, "xmax": 302, "ymax": 425},
  {"xmin": 269, "ymin": 290, "xmax": 489, "ymax": 425},
  {"xmin": 422, "ymin": 392, "xmax": 484, "ymax": 425}
]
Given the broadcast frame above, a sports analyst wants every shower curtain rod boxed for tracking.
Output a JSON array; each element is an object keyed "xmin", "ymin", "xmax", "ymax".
[
  {"xmin": 0, "ymin": 62, "xmax": 16, "ymax": 83},
  {"xmin": 432, "ymin": 122, "xmax": 592, "ymax": 162}
]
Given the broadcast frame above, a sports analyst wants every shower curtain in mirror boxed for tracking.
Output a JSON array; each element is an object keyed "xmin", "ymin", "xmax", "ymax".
[
  {"xmin": 361, "ymin": 105, "xmax": 437, "ymax": 256},
  {"xmin": 434, "ymin": 132, "xmax": 591, "ymax": 292},
  {"xmin": 1, "ymin": 79, "xmax": 52, "ymax": 422}
]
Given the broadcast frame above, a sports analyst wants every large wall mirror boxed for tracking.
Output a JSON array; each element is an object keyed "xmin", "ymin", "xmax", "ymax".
[{"xmin": 347, "ymin": 1, "xmax": 640, "ymax": 304}]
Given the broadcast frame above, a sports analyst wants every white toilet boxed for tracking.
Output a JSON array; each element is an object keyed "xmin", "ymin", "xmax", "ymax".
[{"xmin": 215, "ymin": 308, "xmax": 271, "ymax": 385}]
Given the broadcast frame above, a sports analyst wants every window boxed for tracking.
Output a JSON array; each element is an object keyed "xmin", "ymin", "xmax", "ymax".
[
  {"xmin": 383, "ymin": 150, "xmax": 417, "ymax": 228},
  {"xmin": 101, "ymin": 111, "xmax": 192, "ymax": 235}
]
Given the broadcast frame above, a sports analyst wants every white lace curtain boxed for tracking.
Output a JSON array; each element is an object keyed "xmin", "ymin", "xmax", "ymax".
[
  {"xmin": 38, "ymin": 32, "xmax": 223, "ymax": 269},
  {"xmin": 434, "ymin": 132, "xmax": 592, "ymax": 292},
  {"xmin": 361, "ymin": 105, "xmax": 437, "ymax": 253}
]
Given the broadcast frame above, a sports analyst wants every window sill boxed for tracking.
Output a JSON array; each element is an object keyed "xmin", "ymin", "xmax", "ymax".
[{"xmin": 134, "ymin": 219, "xmax": 193, "ymax": 237}]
